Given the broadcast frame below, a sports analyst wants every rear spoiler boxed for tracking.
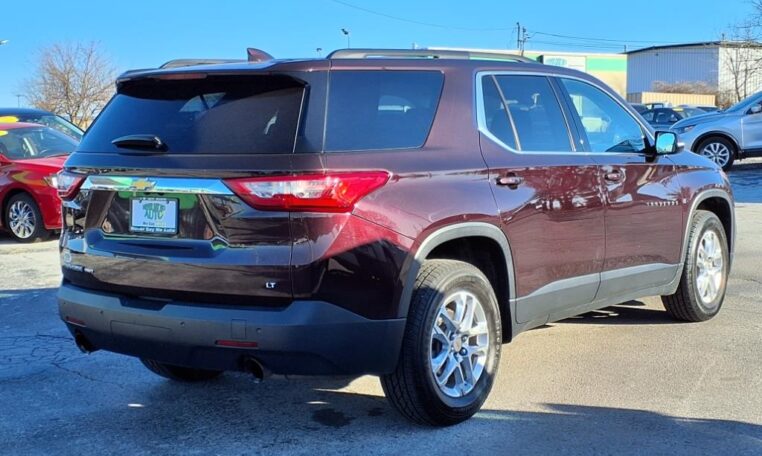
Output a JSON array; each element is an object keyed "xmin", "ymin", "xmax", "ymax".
[
  {"xmin": 159, "ymin": 48, "xmax": 275, "ymax": 69},
  {"xmin": 117, "ymin": 48, "xmax": 277, "ymax": 82}
]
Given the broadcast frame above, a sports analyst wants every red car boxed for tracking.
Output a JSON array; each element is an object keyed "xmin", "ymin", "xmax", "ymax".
[{"xmin": 0, "ymin": 122, "xmax": 78, "ymax": 242}]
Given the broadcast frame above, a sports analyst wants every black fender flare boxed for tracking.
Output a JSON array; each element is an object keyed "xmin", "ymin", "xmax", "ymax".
[
  {"xmin": 396, "ymin": 222, "xmax": 516, "ymax": 319},
  {"xmin": 682, "ymin": 189, "xmax": 735, "ymax": 270}
]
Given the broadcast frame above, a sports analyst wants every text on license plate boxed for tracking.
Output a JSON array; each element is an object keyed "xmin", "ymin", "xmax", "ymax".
[{"xmin": 130, "ymin": 198, "xmax": 178, "ymax": 234}]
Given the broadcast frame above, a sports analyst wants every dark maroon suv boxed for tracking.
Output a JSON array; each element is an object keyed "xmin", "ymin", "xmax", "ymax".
[{"xmin": 57, "ymin": 49, "xmax": 735, "ymax": 425}]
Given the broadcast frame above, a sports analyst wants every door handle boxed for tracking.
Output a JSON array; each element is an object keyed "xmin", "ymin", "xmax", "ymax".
[
  {"xmin": 497, "ymin": 174, "xmax": 523, "ymax": 188},
  {"xmin": 604, "ymin": 169, "xmax": 624, "ymax": 183}
]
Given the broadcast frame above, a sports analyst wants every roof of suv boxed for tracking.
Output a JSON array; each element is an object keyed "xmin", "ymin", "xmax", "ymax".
[{"xmin": 117, "ymin": 48, "xmax": 600, "ymax": 86}]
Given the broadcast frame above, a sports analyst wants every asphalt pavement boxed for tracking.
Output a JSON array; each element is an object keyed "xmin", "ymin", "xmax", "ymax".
[{"xmin": 0, "ymin": 161, "xmax": 761, "ymax": 455}]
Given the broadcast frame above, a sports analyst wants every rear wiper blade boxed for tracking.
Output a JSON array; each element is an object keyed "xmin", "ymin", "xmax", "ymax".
[{"xmin": 112, "ymin": 134, "xmax": 167, "ymax": 153}]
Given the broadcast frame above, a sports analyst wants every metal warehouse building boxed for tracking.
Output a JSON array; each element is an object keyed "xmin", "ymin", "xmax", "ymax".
[{"xmin": 626, "ymin": 41, "xmax": 762, "ymax": 104}]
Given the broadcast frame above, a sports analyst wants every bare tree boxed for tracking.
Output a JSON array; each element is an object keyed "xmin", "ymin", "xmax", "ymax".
[
  {"xmin": 23, "ymin": 42, "xmax": 116, "ymax": 128},
  {"xmin": 652, "ymin": 80, "xmax": 718, "ymax": 95},
  {"xmin": 721, "ymin": 4, "xmax": 762, "ymax": 104},
  {"xmin": 722, "ymin": 39, "xmax": 762, "ymax": 104}
]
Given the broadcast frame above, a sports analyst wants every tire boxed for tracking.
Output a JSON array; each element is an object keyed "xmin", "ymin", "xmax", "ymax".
[
  {"xmin": 381, "ymin": 259, "xmax": 502, "ymax": 426},
  {"xmin": 140, "ymin": 358, "xmax": 223, "ymax": 382},
  {"xmin": 4, "ymin": 193, "xmax": 50, "ymax": 243},
  {"xmin": 661, "ymin": 210, "xmax": 729, "ymax": 322},
  {"xmin": 696, "ymin": 137, "xmax": 735, "ymax": 171}
]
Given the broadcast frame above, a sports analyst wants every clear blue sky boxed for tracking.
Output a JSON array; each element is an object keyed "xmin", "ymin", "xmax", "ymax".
[{"xmin": 0, "ymin": 0, "xmax": 753, "ymax": 107}]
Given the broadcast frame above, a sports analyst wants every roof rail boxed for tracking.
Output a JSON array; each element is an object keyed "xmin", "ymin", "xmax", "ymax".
[{"xmin": 327, "ymin": 48, "xmax": 537, "ymax": 63}]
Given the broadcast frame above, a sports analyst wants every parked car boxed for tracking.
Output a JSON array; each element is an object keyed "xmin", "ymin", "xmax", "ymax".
[
  {"xmin": 630, "ymin": 103, "xmax": 648, "ymax": 114},
  {"xmin": 672, "ymin": 91, "xmax": 762, "ymax": 170},
  {"xmin": 0, "ymin": 123, "xmax": 78, "ymax": 241},
  {"xmin": 679, "ymin": 104, "xmax": 719, "ymax": 113},
  {"xmin": 645, "ymin": 102, "xmax": 670, "ymax": 109},
  {"xmin": 0, "ymin": 108, "xmax": 84, "ymax": 141},
  {"xmin": 641, "ymin": 107, "xmax": 706, "ymax": 129},
  {"xmin": 57, "ymin": 48, "xmax": 735, "ymax": 426}
]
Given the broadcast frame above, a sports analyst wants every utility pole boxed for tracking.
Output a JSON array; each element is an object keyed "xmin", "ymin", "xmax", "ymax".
[
  {"xmin": 515, "ymin": 23, "xmax": 528, "ymax": 55},
  {"xmin": 516, "ymin": 22, "xmax": 521, "ymax": 50}
]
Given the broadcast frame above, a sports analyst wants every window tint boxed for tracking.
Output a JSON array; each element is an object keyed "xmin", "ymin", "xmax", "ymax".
[
  {"xmin": 79, "ymin": 75, "xmax": 304, "ymax": 154},
  {"xmin": 481, "ymin": 76, "xmax": 517, "ymax": 149},
  {"xmin": 14, "ymin": 114, "xmax": 83, "ymax": 141},
  {"xmin": 493, "ymin": 75, "xmax": 572, "ymax": 152},
  {"xmin": 326, "ymin": 71, "xmax": 443, "ymax": 151},
  {"xmin": 641, "ymin": 110, "xmax": 655, "ymax": 122},
  {"xmin": 561, "ymin": 79, "xmax": 645, "ymax": 153}
]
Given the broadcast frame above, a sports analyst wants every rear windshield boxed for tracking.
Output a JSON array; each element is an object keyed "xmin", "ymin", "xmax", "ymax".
[
  {"xmin": 326, "ymin": 71, "xmax": 443, "ymax": 151},
  {"xmin": 0, "ymin": 126, "xmax": 77, "ymax": 159},
  {"xmin": 79, "ymin": 75, "xmax": 305, "ymax": 154}
]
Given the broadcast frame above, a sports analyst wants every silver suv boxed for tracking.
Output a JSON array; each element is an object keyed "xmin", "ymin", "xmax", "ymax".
[{"xmin": 672, "ymin": 91, "xmax": 762, "ymax": 170}]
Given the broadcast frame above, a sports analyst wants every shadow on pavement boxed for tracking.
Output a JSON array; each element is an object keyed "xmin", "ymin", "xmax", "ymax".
[
  {"xmin": 561, "ymin": 301, "xmax": 679, "ymax": 326},
  {"xmin": 1, "ymin": 370, "xmax": 759, "ymax": 455},
  {"xmin": 0, "ymin": 287, "xmax": 58, "ymax": 300}
]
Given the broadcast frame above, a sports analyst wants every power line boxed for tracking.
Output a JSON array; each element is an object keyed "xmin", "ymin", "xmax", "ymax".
[
  {"xmin": 527, "ymin": 39, "xmax": 628, "ymax": 50},
  {"xmin": 323, "ymin": 3, "xmax": 708, "ymax": 52},
  {"xmin": 328, "ymin": 0, "xmax": 513, "ymax": 32},
  {"xmin": 530, "ymin": 30, "xmax": 685, "ymax": 46}
]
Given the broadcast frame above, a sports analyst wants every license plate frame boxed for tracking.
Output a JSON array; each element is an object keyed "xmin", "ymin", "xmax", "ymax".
[{"xmin": 129, "ymin": 197, "xmax": 179, "ymax": 235}]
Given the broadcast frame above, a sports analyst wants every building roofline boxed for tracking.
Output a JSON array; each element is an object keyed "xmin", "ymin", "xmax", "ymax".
[{"xmin": 626, "ymin": 40, "xmax": 762, "ymax": 54}]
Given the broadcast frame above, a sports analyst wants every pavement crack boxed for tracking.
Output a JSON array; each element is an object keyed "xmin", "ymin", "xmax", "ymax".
[
  {"xmin": 732, "ymin": 276, "xmax": 762, "ymax": 286},
  {"xmin": 51, "ymin": 362, "xmax": 127, "ymax": 390}
]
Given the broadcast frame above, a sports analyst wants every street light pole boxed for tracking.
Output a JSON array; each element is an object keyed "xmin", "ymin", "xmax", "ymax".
[{"xmin": 341, "ymin": 29, "xmax": 351, "ymax": 48}]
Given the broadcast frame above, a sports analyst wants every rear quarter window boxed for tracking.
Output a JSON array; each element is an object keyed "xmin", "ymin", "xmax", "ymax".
[
  {"xmin": 78, "ymin": 75, "xmax": 305, "ymax": 155},
  {"xmin": 325, "ymin": 71, "xmax": 443, "ymax": 151}
]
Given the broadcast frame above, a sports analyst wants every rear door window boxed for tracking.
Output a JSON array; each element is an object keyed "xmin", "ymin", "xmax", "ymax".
[
  {"xmin": 325, "ymin": 71, "xmax": 443, "ymax": 151},
  {"xmin": 78, "ymin": 75, "xmax": 305, "ymax": 154},
  {"xmin": 480, "ymin": 75, "xmax": 518, "ymax": 149},
  {"xmin": 492, "ymin": 75, "xmax": 573, "ymax": 152}
]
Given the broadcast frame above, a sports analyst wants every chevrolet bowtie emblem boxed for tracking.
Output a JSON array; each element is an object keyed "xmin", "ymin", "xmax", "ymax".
[{"xmin": 131, "ymin": 179, "xmax": 157, "ymax": 192}]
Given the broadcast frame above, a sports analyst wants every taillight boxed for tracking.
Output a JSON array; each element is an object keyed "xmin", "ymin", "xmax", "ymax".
[
  {"xmin": 56, "ymin": 171, "xmax": 85, "ymax": 200},
  {"xmin": 224, "ymin": 171, "xmax": 390, "ymax": 212}
]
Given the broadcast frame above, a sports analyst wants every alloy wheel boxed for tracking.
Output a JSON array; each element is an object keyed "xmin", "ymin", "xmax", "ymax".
[
  {"xmin": 429, "ymin": 290, "xmax": 490, "ymax": 398},
  {"xmin": 695, "ymin": 230, "xmax": 724, "ymax": 306},
  {"xmin": 8, "ymin": 200, "xmax": 36, "ymax": 239},
  {"xmin": 700, "ymin": 142, "xmax": 731, "ymax": 168}
]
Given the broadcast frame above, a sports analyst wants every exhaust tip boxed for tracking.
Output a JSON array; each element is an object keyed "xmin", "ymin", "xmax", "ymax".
[
  {"xmin": 74, "ymin": 332, "xmax": 97, "ymax": 354},
  {"xmin": 243, "ymin": 356, "xmax": 270, "ymax": 382}
]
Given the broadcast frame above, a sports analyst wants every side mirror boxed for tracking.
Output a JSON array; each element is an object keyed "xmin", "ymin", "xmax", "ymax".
[
  {"xmin": 654, "ymin": 131, "xmax": 679, "ymax": 155},
  {"xmin": 750, "ymin": 104, "xmax": 762, "ymax": 115},
  {"xmin": 0, "ymin": 154, "xmax": 12, "ymax": 166}
]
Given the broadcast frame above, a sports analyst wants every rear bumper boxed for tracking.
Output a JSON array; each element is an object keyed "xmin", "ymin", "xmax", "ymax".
[
  {"xmin": 32, "ymin": 187, "xmax": 62, "ymax": 230},
  {"xmin": 58, "ymin": 284, "xmax": 406, "ymax": 375}
]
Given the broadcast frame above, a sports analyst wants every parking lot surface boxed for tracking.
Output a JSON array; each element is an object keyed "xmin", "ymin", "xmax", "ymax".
[{"xmin": 1, "ymin": 161, "xmax": 761, "ymax": 455}]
